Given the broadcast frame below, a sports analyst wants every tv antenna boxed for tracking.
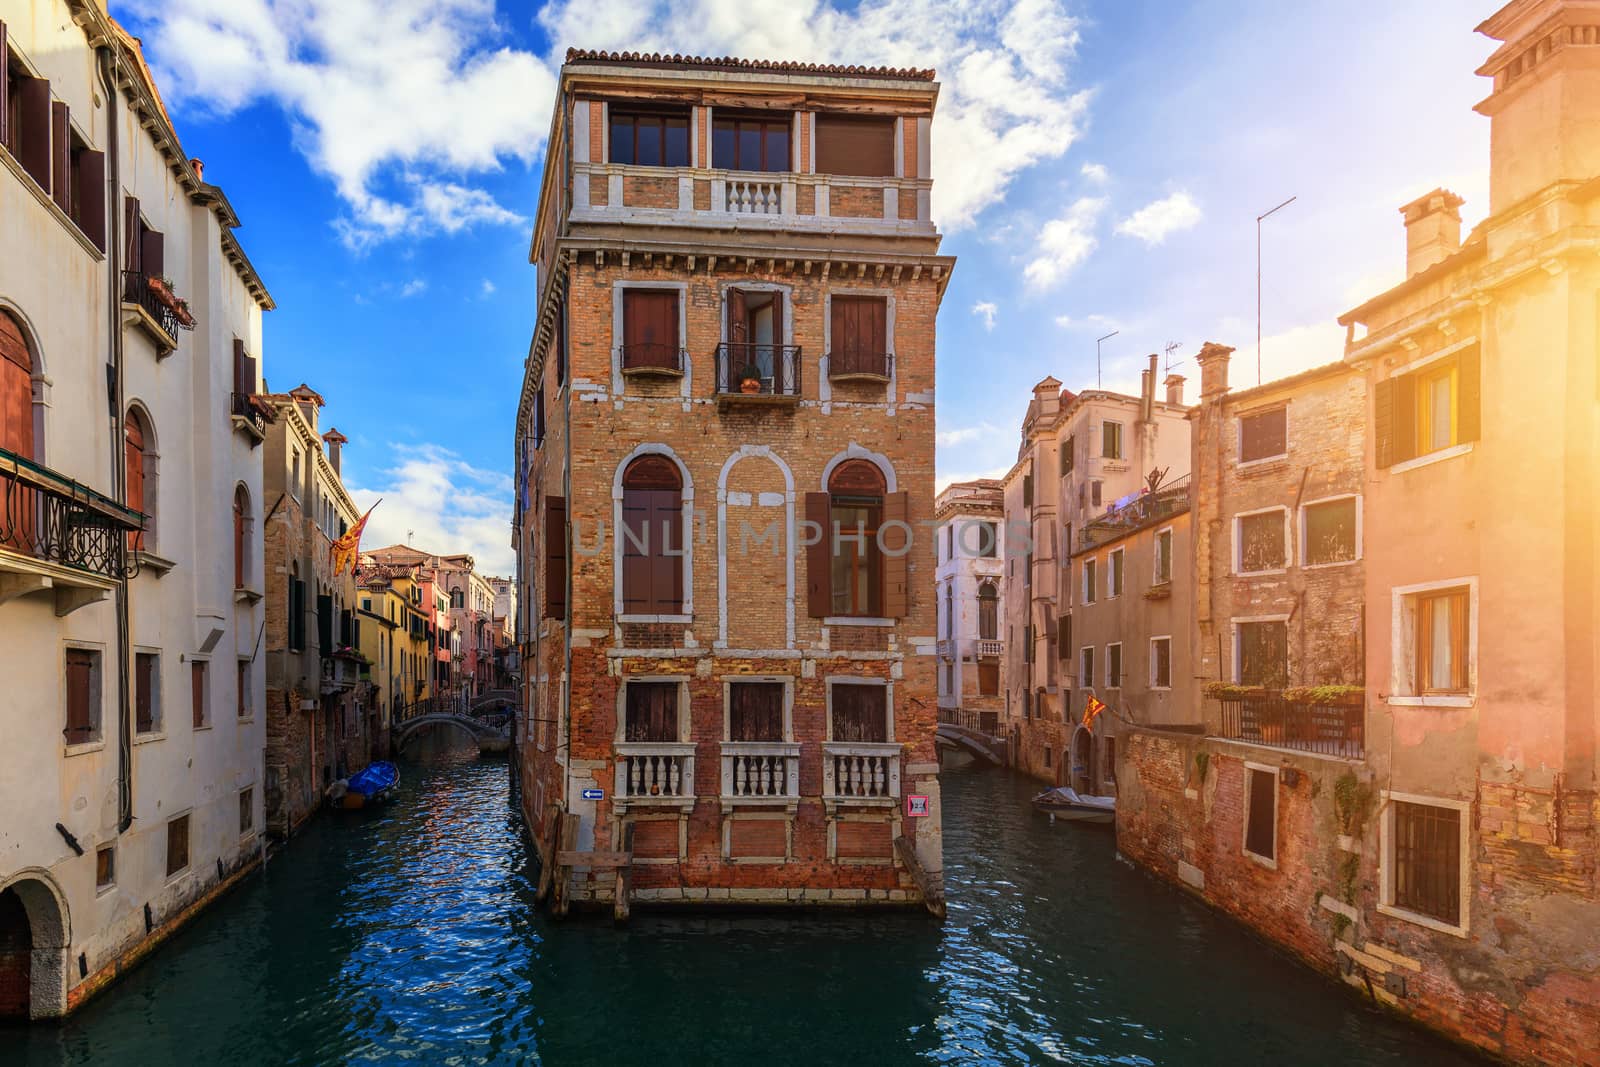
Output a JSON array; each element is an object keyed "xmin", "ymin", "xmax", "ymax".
[
  {"xmin": 1257, "ymin": 195, "xmax": 1297, "ymax": 386},
  {"xmin": 1096, "ymin": 330, "xmax": 1119, "ymax": 390},
  {"xmin": 1163, "ymin": 341, "xmax": 1182, "ymax": 376}
]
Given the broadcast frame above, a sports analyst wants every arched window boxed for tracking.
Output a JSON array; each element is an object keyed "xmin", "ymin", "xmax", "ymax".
[
  {"xmin": 978, "ymin": 582, "xmax": 998, "ymax": 640},
  {"xmin": 621, "ymin": 454, "xmax": 684, "ymax": 614},
  {"xmin": 124, "ymin": 409, "xmax": 152, "ymax": 551},
  {"xmin": 233, "ymin": 485, "xmax": 251, "ymax": 589},
  {"xmin": 1, "ymin": 311, "xmax": 36, "ymax": 553},
  {"xmin": 827, "ymin": 459, "xmax": 884, "ymax": 617}
]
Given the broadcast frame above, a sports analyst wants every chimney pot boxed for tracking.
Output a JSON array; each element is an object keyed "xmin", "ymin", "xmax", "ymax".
[
  {"xmin": 1164, "ymin": 373, "xmax": 1185, "ymax": 406},
  {"xmin": 1399, "ymin": 188, "xmax": 1464, "ymax": 278},
  {"xmin": 190, "ymin": 158, "xmax": 204, "ymax": 181},
  {"xmin": 1195, "ymin": 342, "xmax": 1235, "ymax": 399}
]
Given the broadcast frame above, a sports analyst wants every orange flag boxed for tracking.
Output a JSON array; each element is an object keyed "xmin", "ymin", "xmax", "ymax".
[
  {"xmin": 1082, "ymin": 694, "xmax": 1107, "ymax": 731},
  {"xmin": 330, "ymin": 501, "xmax": 378, "ymax": 577}
]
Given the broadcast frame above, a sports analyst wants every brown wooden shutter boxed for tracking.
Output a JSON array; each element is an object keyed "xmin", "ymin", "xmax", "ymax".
[
  {"xmin": 123, "ymin": 414, "xmax": 145, "ymax": 515},
  {"xmin": 0, "ymin": 312, "xmax": 32, "ymax": 465},
  {"xmin": 135, "ymin": 654, "xmax": 154, "ymax": 733},
  {"xmin": 65, "ymin": 648, "xmax": 94, "ymax": 743},
  {"xmin": 1392, "ymin": 372, "xmax": 1417, "ymax": 465},
  {"xmin": 1457, "ymin": 344, "xmax": 1481, "ymax": 444},
  {"xmin": 656, "ymin": 492, "xmax": 683, "ymax": 612},
  {"xmin": 1057, "ymin": 614, "xmax": 1071, "ymax": 658},
  {"xmin": 805, "ymin": 492, "xmax": 831, "ymax": 617},
  {"xmin": 0, "ymin": 22, "xmax": 8, "ymax": 150},
  {"xmin": 545, "ymin": 496, "xmax": 567, "ymax": 618},
  {"xmin": 866, "ymin": 297, "xmax": 886, "ymax": 353},
  {"xmin": 814, "ymin": 115, "xmax": 895, "ymax": 177},
  {"xmin": 620, "ymin": 488, "xmax": 651, "ymax": 613},
  {"xmin": 142, "ymin": 227, "xmax": 164, "ymax": 281},
  {"xmin": 76, "ymin": 149, "xmax": 105, "ymax": 251},
  {"xmin": 233, "ymin": 493, "xmax": 245, "ymax": 589},
  {"xmin": 829, "ymin": 296, "xmax": 846, "ymax": 357},
  {"xmin": 1373, "ymin": 377, "xmax": 1395, "ymax": 468},
  {"xmin": 191, "ymin": 661, "xmax": 206, "ymax": 728},
  {"xmin": 770, "ymin": 291, "xmax": 784, "ymax": 349},
  {"xmin": 50, "ymin": 102, "xmax": 69, "ymax": 212},
  {"xmin": 882, "ymin": 490, "xmax": 908, "ymax": 617},
  {"xmin": 124, "ymin": 196, "xmax": 141, "ymax": 272},
  {"xmin": 16, "ymin": 75, "xmax": 51, "ymax": 188},
  {"xmin": 728, "ymin": 288, "xmax": 748, "ymax": 344}
]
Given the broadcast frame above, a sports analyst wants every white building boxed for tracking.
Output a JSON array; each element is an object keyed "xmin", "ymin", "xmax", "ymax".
[
  {"xmin": 0, "ymin": 2, "xmax": 271, "ymax": 1017},
  {"xmin": 934, "ymin": 480, "xmax": 1005, "ymax": 734}
]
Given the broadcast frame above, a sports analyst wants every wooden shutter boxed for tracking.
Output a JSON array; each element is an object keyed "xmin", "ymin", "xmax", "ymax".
[
  {"xmin": 16, "ymin": 75, "xmax": 50, "ymax": 188},
  {"xmin": 620, "ymin": 488, "xmax": 652, "ymax": 613},
  {"xmin": 123, "ymin": 414, "xmax": 145, "ymax": 514},
  {"xmin": 124, "ymin": 196, "xmax": 141, "ymax": 272},
  {"xmin": 805, "ymin": 492, "xmax": 831, "ymax": 617},
  {"xmin": 829, "ymin": 296, "xmax": 847, "ymax": 358},
  {"xmin": 1057, "ymin": 615, "xmax": 1071, "ymax": 658},
  {"xmin": 65, "ymin": 648, "xmax": 94, "ymax": 743},
  {"xmin": 76, "ymin": 149, "xmax": 105, "ymax": 251},
  {"xmin": 728, "ymin": 288, "xmax": 749, "ymax": 344},
  {"xmin": 233, "ymin": 339, "xmax": 248, "ymax": 394},
  {"xmin": 135, "ymin": 654, "xmax": 154, "ymax": 733},
  {"xmin": 141, "ymin": 227, "xmax": 164, "ymax": 281},
  {"xmin": 50, "ymin": 102, "xmax": 69, "ymax": 212},
  {"xmin": 0, "ymin": 22, "xmax": 8, "ymax": 150},
  {"xmin": 626, "ymin": 682, "xmax": 677, "ymax": 742},
  {"xmin": 0, "ymin": 312, "xmax": 33, "ymax": 461},
  {"xmin": 545, "ymin": 496, "xmax": 567, "ymax": 618},
  {"xmin": 814, "ymin": 115, "xmax": 895, "ymax": 177},
  {"xmin": 233, "ymin": 493, "xmax": 245, "ymax": 588},
  {"xmin": 770, "ymin": 291, "xmax": 785, "ymax": 349},
  {"xmin": 654, "ymin": 491, "xmax": 683, "ymax": 612},
  {"xmin": 1373, "ymin": 377, "xmax": 1395, "ymax": 468},
  {"xmin": 882, "ymin": 490, "xmax": 908, "ymax": 617},
  {"xmin": 317, "ymin": 594, "xmax": 333, "ymax": 654},
  {"xmin": 730, "ymin": 683, "xmax": 783, "ymax": 741},
  {"xmin": 1457, "ymin": 345, "xmax": 1481, "ymax": 444},
  {"xmin": 288, "ymin": 579, "xmax": 304, "ymax": 650},
  {"xmin": 191, "ymin": 661, "xmax": 206, "ymax": 728}
]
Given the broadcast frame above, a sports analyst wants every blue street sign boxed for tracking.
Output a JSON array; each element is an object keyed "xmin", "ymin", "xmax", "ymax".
[{"xmin": 580, "ymin": 788, "xmax": 604, "ymax": 801}]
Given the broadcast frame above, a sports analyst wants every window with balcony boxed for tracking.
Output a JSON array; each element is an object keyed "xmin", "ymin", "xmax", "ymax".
[
  {"xmin": 815, "ymin": 114, "xmax": 895, "ymax": 177},
  {"xmin": 620, "ymin": 288, "xmax": 682, "ymax": 373},
  {"xmin": 729, "ymin": 681, "xmax": 785, "ymax": 741},
  {"xmin": 1235, "ymin": 620, "xmax": 1288, "ymax": 688},
  {"xmin": 1239, "ymin": 406, "xmax": 1287, "ymax": 463},
  {"xmin": 721, "ymin": 288, "xmax": 796, "ymax": 396},
  {"xmin": 135, "ymin": 651, "xmax": 160, "ymax": 734},
  {"xmin": 608, "ymin": 107, "xmax": 690, "ymax": 167},
  {"xmin": 829, "ymin": 295, "xmax": 890, "ymax": 379},
  {"xmin": 978, "ymin": 582, "xmax": 998, "ymax": 640},
  {"xmin": 1235, "ymin": 508, "xmax": 1287, "ymax": 574},
  {"xmin": 620, "ymin": 455, "xmax": 684, "ymax": 616},
  {"xmin": 829, "ymin": 682, "xmax": 888, "ymax": 742},
  {"xmin": 1303, "ymin": 496, "xmax": 1359, "ymax": 566},
  {"xmin": 0, "ymin": 310, "xmax": 35, "ymax": 550},
  {"xmin": 625, "ymin": 681, "xmax": 680, "ymax": 742},
  {"xmin": 1102, "ymin": 420, "xmax": 1124, "ymax": 460},
  {"xmin": 64, "ymin": 645, "xmax": 101, "ymax": 745},
  {"xmin": 712, "ymin": 112, "xmax": 790, "ymax": 172},
  {"xmin": 1376, "ymin": 346, "xmax": 1480, "ymax": 467}
]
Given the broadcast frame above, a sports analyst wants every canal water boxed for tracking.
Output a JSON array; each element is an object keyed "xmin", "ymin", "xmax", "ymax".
[{"xmin": 5, "ymin": 739, "xmax": 1478, "ymax": 1065}]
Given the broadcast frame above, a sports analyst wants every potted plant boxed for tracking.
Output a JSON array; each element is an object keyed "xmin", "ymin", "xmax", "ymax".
[{"xmin": 738, "ymin": 363, "xmax": 764, "ymax": 393}]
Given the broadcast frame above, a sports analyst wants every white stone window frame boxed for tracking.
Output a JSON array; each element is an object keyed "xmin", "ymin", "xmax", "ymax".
[
  {"xmin": 1230, "ymin": 614, "xmax": 1292, "ymax": 685},
  {"xmin": 1081, "ymin": 557, "xmax": 1098, "ymax": 605},
  {"xmin": 1107, "ymin": 546, "xmax": 1125, "ymax": 599},
  {"xmin": 190, "ymin": 655, "xmax": 213, "ymax": 731},
  {"xmin": 1241, "ymin": 761, "xmax": 1280, "ymax": 869},
  {"xmin": 718, "ymin": 280, "xmax": 795, "ymax": 380},
  {"xmin": 1105, "ymin": 642, "xmax": 1124, "ymax": 690},
  {"xmin": 720, "ymin": 674, "xmax": 795, "ymax": 742},
  {"xmin": 1299, "ymin": 493, "xmax": 1363, "ymax": 570},
  {"xmin": 237, "ymin": 656, "xmax": 255, "ymax": 723},
  {"xmin": 62, "ymin": 640, "xmax": 107, "ymax": 755},
  {"xmin": 1152, "ymin": 525, "xmax": 1175, "ymax": 585},
  {"xmin": 132, "ymin": 646, "xmax": 164, "ymax": 742},
  {"xmin": 610, "ymin": 280, "xmax": 691, "ymax": 399},
  {"xmin": 613, "ymin": 675, "xmax": 693, "ymax": 744},
  {"xmin": 164, "ymin": 808, "xmax": 195, "ymax": 884},
  {"xmin": 239, "ymin": 785, "xmax": 257, "ymax": 840},
  {"xmin": 612, "ymin": 444, "xmax": 695, "ymax": 624},
  {"xmin": 819, "ymin": 288, "xmax": 897, "ymax": 409},
  {"xmin": 1232, "ymin": 505, "xmax": 1292, "ymax": 577},
  {"xmin": 1078, "ymin": 645, "xmax": 1096, "ymax": 689},
  {"xmin": 823, "ymin": 676, "xmax": 894, "ymax": 743},
  {"xmin": 0, "ymin": 300, "xmax": 52, "ymax": 462},
  {"xmin": 1236, "ymin": 404, "xmax": 1289, "ymax": 468},
  {"xmin": 124, "ymin": 400, "xmax": 161, "ymax": 552},
  {"xmin": 1378, "ymin": 789, "xmax": 1472, "ymax": 938},
  {"xmin": 1149, "ymin": 635, "xmax": 1173, "ymax": 690},
  {"xmin": 1388, "ymin": 576, "xmax": 1478, "ymax": 709},
  {"xmin": 1101, "ymin": 418, "xmax": 1125, "ymax": 461}
]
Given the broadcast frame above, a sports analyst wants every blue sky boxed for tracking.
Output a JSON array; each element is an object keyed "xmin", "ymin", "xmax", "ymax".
[{"xmin": 112, "ymin": 0, "xmax": 1498, "ymax": 574}]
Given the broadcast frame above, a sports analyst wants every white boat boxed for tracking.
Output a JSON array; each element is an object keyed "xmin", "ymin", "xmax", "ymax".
[{"xmin": 1031, "ymin": 786, "xmax": 1116, "ymax": 824}]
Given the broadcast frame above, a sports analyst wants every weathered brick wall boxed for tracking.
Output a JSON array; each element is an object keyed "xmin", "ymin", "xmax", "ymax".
[
  {"xmin": 622, "ymin": 173, "xmax": 678, "ymax": 210},
  {"xmin": 829, "ymin": 184, "xmax": 886, "ymax": 219}
]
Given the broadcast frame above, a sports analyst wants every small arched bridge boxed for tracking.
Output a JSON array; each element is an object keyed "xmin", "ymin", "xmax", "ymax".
[
  {"xmin": 936, "ymin": 711, "xmax": 1006, "ymax": 765},
  {"xmin": 394, "ymin": 697, "xmax": 512, "ymax": 752}
]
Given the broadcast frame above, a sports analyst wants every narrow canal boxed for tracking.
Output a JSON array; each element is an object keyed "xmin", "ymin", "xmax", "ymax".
[{"xmin": 7, "ymin": 742, "xmax": 1477, "ymax": 1065}]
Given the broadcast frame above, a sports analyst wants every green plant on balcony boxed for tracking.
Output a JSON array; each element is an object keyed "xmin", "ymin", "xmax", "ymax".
[
  {"xmin": 1282, "ymin": 684, "xmax": 1364, "ymax": 706},
  {"xmin": 737, "ymin": 363, "xmax": 763, "ymax": 393},
  {"xmin": 1201, "ymin": 681, "xmax": 1265, "ymax": 700}
]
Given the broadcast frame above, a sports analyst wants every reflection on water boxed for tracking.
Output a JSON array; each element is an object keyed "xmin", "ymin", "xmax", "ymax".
[{"xmin": 5, "ymin": 753, "xmax": 1477, "ymax": 1065}]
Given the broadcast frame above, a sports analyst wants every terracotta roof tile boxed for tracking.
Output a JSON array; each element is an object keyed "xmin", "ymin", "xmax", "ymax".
[{"xmin": 564, "ymin": 48, "xmax": 935, "ymax": 82}]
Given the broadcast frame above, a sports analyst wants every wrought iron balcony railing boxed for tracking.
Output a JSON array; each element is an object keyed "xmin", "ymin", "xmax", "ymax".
[
  {"xmin": 0, "ymin": 447, "xmax": 144, "ymax": 580},
  {"xmin": 230, "ymin": 392, "xmax": 269, "ymax": 440},
  {"xmin": 122, "ymin": 271, "xmax": 195, "ymax": 340},
  {"xmin": 1212, "ymin": 689, "xmax": 1365, "ymax": 759},
  {"xmin": 714, "ymin": 342, "xmax": 801, "ymax": 399},
  {"xmin": 828, "ymin": 349, "xmax": 893, "ymax": 381}
]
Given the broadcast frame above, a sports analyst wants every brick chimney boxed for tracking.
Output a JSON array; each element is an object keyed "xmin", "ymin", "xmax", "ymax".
[
  {"xmin": 1399, "ymin": 188, "xmax": 1464, "ymax": 277},
  {"xmin": 1164, "ymin": 373, "xmax": 1185, "ymax": 405},
  {"xmin": 1195, "ymin": 342, "xmax": 1234, "ymax": 399},
  {"xmin": 322, "ymin": 428, "xmax": 348, "ymax": 477}
]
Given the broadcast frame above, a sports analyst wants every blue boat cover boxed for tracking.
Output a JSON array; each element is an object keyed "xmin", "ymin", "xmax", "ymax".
[{"xmin": 347, "ymin": 761, "xmax": 399, "ymax": 796}]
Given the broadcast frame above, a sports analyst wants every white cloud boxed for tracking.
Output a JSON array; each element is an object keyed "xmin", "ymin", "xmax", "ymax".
[
  {"xmin": 937, "ymin": 422, "xmax": 998, "ymax": 447},
  {"xmin": 1053, "ymin": 312, "xmax": 1119, "ymax": 331},
  {"xmin": 121, "ymin": 0, "xmax": 555, "ymax": 248},
  {"xmin": 348, "ymin": 444, "xmax": 513, "ymax": 576},
  {"xmin": 480, "ymin": 278, "xmax": 497, "ymax": 297},
  {"xmin": 536, "ymin": 0, "xmax": 1092, "ymax": 231},
  {"xmin": 1023, "ymin": 196, "xmax": 1107, "ymax": 289},
  {"xmin": 936, "ymin": 465, "xmax": 1010, "ymax": 493},
  {"xmin": 971, "ymin": 301, "xmax": 998, "ymax": 330},
  {"xmin": 1080, "ymin": 161, "xmax": 1108, "ymax": 183},
  {"xmin": 1115, "ymin": 190, "xmax": 1203, "ymax": 245},
  {"xmin": 399, "ymin": 278, "xmax": 428, "ymax": 298}
]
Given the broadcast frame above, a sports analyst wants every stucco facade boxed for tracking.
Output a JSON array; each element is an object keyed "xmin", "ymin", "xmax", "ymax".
[
  {"xmin": 933, "ymin": 480, "xmax": 1004, "ymax": 737},
  {"xmin": 0, "ymin": 0, "xmax": 271, "ymax": 1018}
]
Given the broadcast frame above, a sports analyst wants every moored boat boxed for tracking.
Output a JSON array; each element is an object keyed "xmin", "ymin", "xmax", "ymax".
[
  {"xmin": 1031, "ymin": 786, "xmax": 1116, "ymax": 824},
  {"xmin": 335, "ymin": 761, "xmax": 400, "ymax": 809}
]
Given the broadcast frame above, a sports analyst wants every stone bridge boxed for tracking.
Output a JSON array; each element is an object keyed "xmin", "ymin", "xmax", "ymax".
[
  {"xmin": 394, "ymin": 703, "xmax": 512, "ymax": 753},
  {"xmin": 936, "ymin": 718, "xmax": 1006, "ymax": 765}
]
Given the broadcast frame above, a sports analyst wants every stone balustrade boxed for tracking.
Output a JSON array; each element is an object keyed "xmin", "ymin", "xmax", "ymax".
[
  {"xmin": 822, "ymin": 742, "xmax": 901, "ymax": 802},
  {"xmin": 720, "ymin": 742, "xmax": 801, "ymax": 801}
]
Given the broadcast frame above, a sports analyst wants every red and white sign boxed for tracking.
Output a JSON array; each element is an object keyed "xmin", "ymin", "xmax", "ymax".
[{"xmin": 906, "ymin": 794, "xmax": 931, "ymax": 817}]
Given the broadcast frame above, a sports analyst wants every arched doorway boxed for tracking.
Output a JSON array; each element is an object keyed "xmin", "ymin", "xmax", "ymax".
[
  {"xmin": 1070, "ymin": 726, "xmax": 1096, "ymax": 795},
  {"xmin": 0, "ymin": 875, "xmax": 69, "ymax": 1020}
]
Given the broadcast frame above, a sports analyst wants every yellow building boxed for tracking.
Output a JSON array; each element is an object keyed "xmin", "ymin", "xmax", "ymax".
[{"xmin": 356, "ymin": 561, "xmax": 432, "ymax": 727}]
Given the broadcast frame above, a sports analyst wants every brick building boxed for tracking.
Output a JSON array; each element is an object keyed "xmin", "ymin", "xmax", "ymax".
[
  {"xmin": 933, "ymin": 480, "xmax": 1004, "ymax": 740},
  {"xmin": 261, "ymin": 385, "xmax": 374, "ymax": 839},
  {"xmin": 511, "ymin": 50, "xmax": 952, "ymax": 912},
  {"xmin": 1116, "ymin": 2, "xmax": 1600, "ymax": 1061},
  {"xmin": 1001, "ymin": 360, "xmax": 1190, "ymax": 781}
]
